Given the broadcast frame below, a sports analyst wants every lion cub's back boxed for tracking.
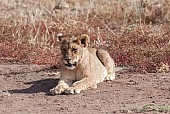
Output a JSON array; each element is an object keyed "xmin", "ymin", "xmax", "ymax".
[
  {"xmin": 87, "ymin": 48, "xmax": 107, "ymax": 83},
  {"xmin": 88, "ymin": 48, "xmax": 115, "ymax": 74}
]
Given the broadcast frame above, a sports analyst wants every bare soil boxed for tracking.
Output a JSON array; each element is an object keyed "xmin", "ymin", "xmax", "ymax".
[{"xmin": 0, "ymin": 61, "xmax": 170, "ymax": 114}]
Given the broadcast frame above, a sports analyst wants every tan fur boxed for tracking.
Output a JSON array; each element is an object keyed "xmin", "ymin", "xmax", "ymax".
[{"xmin": 50, "ymin": 34, "xmax": 115, "ymax": 95}]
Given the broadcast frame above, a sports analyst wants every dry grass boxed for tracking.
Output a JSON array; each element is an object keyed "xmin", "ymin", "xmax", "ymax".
[{"xmin": 0, "ymin": 0, "xmax": 170, "ymax": 72}]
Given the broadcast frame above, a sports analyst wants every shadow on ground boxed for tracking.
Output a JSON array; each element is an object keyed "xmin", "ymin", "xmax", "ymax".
[{"xmin": 9, "ymin": 78, "xmax": 59, "ymax": 95}]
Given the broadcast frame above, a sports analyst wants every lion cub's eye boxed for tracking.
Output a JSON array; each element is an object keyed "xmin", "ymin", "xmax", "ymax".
[{"xmin": 72, "ymin": 48, "xmax": 77, "ymax": 52}]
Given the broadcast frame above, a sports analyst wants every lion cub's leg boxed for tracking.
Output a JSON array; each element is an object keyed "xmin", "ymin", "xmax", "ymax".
[
  {"xmin": 64, "ymin": 77, "xmax": 97, "ymax": 94},
  {"xmin": 105, "ymin": 71, "xmax": 116, "ymax": 81},
  {"xmin": 96, "ymin": 49, "xmax": 116, "ymax": 81},
  {"xmin": 50, "ymin": 79, "xmax": 72, "ymax": 95}
]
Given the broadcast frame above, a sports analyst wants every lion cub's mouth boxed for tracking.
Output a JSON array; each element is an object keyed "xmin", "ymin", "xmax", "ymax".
[{"xmin": 65, "ymin": 63, "xmax": 77, "ymax": 70}]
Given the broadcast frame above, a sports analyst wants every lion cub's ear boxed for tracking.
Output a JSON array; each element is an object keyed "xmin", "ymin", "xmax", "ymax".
[
  {"xmin": 78, "ymin": 34, "xmax": 89, "ymax": 48},
  {"xmin": 57, "ymin": 33, "xmax": 65, "ymax": 42}
]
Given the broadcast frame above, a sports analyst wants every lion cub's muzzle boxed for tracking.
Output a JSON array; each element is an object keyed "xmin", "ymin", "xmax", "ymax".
[{"xmin": 64, "ymin": 58, "xmax": 77, "ymax": 70}]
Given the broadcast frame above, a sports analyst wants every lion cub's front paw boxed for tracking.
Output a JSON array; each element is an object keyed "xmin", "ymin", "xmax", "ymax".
[
  {"xmin": 50, "ymin": 84, "xmax": 69, "ymax": 95},
  {"xmin": 64, "ymin": 87, "xmax": 81, "ymax": 94},
  {"xmin": 50, "ymin": 87, "xmax": 62, "ymax": 95}
]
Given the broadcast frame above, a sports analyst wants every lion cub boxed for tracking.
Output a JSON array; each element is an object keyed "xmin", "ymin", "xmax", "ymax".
[{"xmin": 50, "ymin": 34, "xmax": 115, "ymax": 95}]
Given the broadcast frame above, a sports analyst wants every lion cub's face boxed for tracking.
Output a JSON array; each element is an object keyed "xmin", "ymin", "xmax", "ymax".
[{"xmin": 58, "ymin": 34, "xmax": 89, "ymax": 70}]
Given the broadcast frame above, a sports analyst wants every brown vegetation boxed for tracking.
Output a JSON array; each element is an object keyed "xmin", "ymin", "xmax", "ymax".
[{"xmin": 0, "ymin": 0, "xmax": 170, "ymax": 73}]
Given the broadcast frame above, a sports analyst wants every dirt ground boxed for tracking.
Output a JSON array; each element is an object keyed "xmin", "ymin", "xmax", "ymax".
[{"xmin": 0, "ymin": 61, "xmax": 170, "ymax": 114}]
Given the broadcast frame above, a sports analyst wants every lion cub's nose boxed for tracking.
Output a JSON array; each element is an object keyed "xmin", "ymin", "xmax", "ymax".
[{"xmin": 65, "ymin": 58, "xmax": 71, "ymax": 62}]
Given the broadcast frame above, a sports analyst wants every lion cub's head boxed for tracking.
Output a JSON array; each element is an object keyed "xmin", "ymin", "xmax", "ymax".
[{"xmin": 57, "ymin": 33, "xmax": 89, "ymax": 70}]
